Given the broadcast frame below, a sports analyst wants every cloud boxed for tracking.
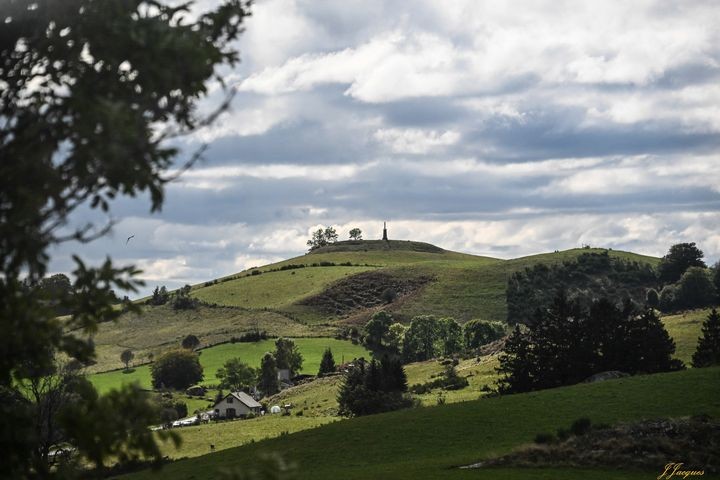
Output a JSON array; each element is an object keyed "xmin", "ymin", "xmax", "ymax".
[
  {"xmin": 373, "ymin": 128, "xmax": 460, "ymax": 154},
  {"xmin": 47, "ymin": 0, "xmax": 720, "ymax": 297}
]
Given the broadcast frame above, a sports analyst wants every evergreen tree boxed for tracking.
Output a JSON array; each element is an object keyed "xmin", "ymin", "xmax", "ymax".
[
  {"xmin": 337, "ymin": 357, "xmax": 410, "ymax": 417},
  {"xmin": 496, "ymin": 326, "xmax": 535, "ymax": 394},
  {"xmin": 497, "ymin": 292, "xmax": 681, "ymax": 394},
  {"xmin": 627, "ymin": 308, "xmax": 681, "ymax": 373},
  {"xmin": 258, "ymin": 352, "xmax": 279, "ymax": 396},
  {"xmin": 692, "ymin": 309, "xmax": 720, "ymax": 368},
  {"xmin": 318, "ymin": 348, "xmax": 336, "ymax": 376}
]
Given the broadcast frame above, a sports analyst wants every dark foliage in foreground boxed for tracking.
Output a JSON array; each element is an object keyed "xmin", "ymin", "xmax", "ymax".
[
  {"xmin": 0, "ymin": 0, "xmax": 250, "ymax": 477},
  {"xmin": 497, "ymin": 291, "xmax": 683, "ymax": 394}
]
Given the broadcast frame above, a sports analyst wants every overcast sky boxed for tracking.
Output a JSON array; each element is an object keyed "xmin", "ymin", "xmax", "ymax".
[{"xmin": 52, "ymin": 0, "xmax": 720, "ymax": 296}]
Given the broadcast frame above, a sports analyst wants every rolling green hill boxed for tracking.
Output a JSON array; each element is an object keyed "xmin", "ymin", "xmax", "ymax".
[
  {"xmin": 123, "ymin": 366, "xmax": 720, "ymax": 480},
  {"xmin": 189, "ymin": 243, "xmax": 659, "ymax": 325},
  {"xmin": 89, "ymin": 243, "xmax": 660, "ymax": 374}
]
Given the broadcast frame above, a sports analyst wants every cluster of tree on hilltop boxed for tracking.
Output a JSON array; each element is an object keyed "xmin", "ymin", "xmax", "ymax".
[
  {"xmin": 306, "ymin": 225, "xmax": 363, "ymax": 250},
  {"xmin": 507, "ymin": 244, "xmax": 720, "ymax": 325}
]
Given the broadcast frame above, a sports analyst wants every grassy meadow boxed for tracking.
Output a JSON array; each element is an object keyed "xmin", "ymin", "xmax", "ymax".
[
  {"xmin": 90, "ymin": 338, "xmax": 370, "ymax": 394},
  {"xmin": 123, "ymin": 366, "xmax": 720, "ymax": 480},
  {"xmin": 156, "ymin": 415, "xmax": 336, "ymax": 459},
  {"xmin": 188, "ymin": 245, "xmax": 659, "ymax": 324},
  {"xmin": 89, "ymin": 305, "xmax": 332, "ymax": 373},
  {"xmin": 192, "ymin": 266, "xmax": 376, "ymax": 309}
]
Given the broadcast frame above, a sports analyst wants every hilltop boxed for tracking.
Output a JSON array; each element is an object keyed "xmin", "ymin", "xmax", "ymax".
[{"xmin": 190, "ymin": 242, "xmax": 658, "ymax": 324}]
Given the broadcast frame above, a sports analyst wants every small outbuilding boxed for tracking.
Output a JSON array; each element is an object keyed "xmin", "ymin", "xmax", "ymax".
[{"xmin": 213, "ymin": 391, "xmax": 262, "ymax": 419}]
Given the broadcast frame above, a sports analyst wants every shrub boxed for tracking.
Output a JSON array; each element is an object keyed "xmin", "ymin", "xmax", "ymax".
[
  {"xmin": 181, "ymin": 334, "xmax": 200, "ymax": 350},
  {"xmin": 172, "ymin": 285, "xmax": 198, "ymax": 310},
  {"xmin": 380, "ymin": 287, "xmax": 397, "ymax": 304},
  {"xmin": 534, "ymin": 433, "xmax": 555, "ymax": 444},
  {"xmin": 409, "ymin": 365, "xmax": 469, "ymax": 393},
  {"xmin": 570, "ymin": 417, "xmax": 592, "ymax": 436}
]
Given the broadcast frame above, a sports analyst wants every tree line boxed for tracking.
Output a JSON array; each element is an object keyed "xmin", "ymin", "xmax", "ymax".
[
  {"xmin": 507, "ymin": 244, "xmax": 720, "ymax": 325},
  {"xmin": 362, "ymin": 311, "xmax": 505, "ymax": 361}
]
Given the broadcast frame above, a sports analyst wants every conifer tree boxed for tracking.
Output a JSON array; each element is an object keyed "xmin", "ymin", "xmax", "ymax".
[
  {"xmin": 692, "ymin": 309, "xmax": 720, "ymax": 368},
  {"xmin": 318, "ymin": 348, "xmax": 336, "ymax": 376}
]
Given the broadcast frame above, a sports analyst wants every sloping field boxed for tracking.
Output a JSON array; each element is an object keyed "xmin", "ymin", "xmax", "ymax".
[
  {"xmin": 90, "ymin": 338, "xmax": 371, "ymax": 394},
  {"xmin": 189, "ymin": 244, "xmax": 658, "ymax": 324},
  {"xmin": 89, "ymin": 305, "xmax": 330, "ymax": 373},
  {"xmin": 192, "ymin": 266, "xmax": 376, "ymax": 309},
  {"xmin": 91, "ymin": 245, "xmax": 661, "ymax": 374},
  {"xmin": 123, "ymin": 366, "xmax": 720, "ymax": 480}
]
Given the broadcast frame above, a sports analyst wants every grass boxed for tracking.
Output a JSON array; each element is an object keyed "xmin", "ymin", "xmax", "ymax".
[
  {"xmin": 662, "ymin": 307, "xmax": 713, "ymax": 365},
  {"xmin": 90, "ymin": 245, "xmax": 661, "ymax": 376},
  {"xmin": 156, "ymin": 416, "xmax": 335, "ymax": 459},
  {"xmin": 192, "ymin": 266, "xmax": 375, "ymax": 309},
  {"xmin": 265, "ymin": 376, "xmax": 344, "ymax": 417},
  {"xmin": 123, "ymin": 366, "xmax": 720, "ymax": 480},
  {"xmin": 89, "ymin": 338, "xmax": 370, "ymax": 394},
  {"xmin": 190, "ymin": 245, "xmax": 659, "ymax": 324},
  {"xmin": 88, "ymin": 304, "xmax": 330, "ymax": 373}
]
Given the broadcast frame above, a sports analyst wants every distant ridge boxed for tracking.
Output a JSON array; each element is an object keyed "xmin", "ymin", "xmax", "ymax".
[{"xmin": 309, "ymin": 239, "xmax": 445, "ymax": 254}]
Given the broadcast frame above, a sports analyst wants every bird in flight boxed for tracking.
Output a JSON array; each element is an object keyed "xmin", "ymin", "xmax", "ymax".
[{"xmin": 126, "ymin": 235, "xmax": 135, "ymax": 244}]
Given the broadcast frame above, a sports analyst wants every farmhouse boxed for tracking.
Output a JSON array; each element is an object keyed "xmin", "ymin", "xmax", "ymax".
[{"xmin": 213, "ymin": 391, "xmax": 262, "ymax": 419}]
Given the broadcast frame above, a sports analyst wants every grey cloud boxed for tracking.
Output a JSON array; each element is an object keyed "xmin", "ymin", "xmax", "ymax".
[{"xmin": 46, "ymin": 1, "xmax": 720, "ymax": 297}]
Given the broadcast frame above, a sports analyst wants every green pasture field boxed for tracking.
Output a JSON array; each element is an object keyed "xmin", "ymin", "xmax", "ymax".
[
  {"xmin": 89, "ymin": 338, "xmax": 370, "ymax": 394},
  {"xmin": 122, "ymin": 366, "xmax": 720, "ymax": 480}
]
